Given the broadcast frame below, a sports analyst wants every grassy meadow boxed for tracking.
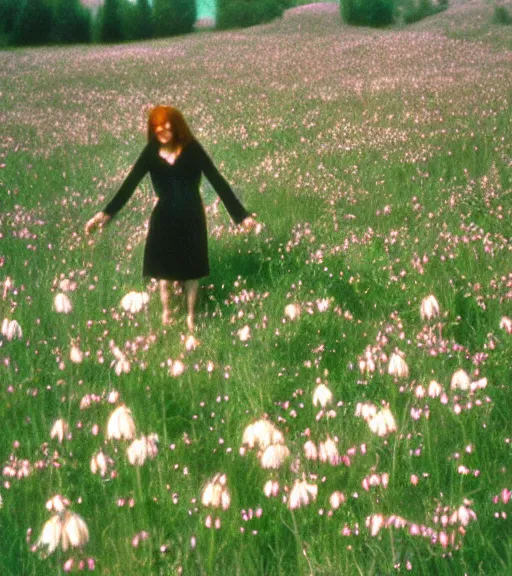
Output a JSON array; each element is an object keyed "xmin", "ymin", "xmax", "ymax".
[{"xmin": 1, "ymin": 1, "xmax": 511, "ymax": 574}]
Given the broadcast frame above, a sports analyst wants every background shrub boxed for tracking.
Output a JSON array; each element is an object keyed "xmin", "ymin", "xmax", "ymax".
[
  {"xmin": 11, "ymin": 0, "xmax": 54, "ymax": 45},
  {"xmin": 493, "ymin": 3, "xmax": 512, "ymax": 24},
  {"xmin": 216, "ymin": 0, "xmax": 292, "ymax": 30},
  {"xmin": 99, "ymin": 0, "xmax": 124, "ymax": 43},
  {"xmin": 153, "ymin": 0, "xmax": 196, "ymax": 37},
  {"xmin": 52, "ymin": 0, "xmax": 91, "ymax": 44},
  {"xmin": 340, "ymin": 0, "xmax": 396, "ymax": 27},
  {"xmin": 398, "ymin": 0, "xmax": 448, "ymax": 24}
]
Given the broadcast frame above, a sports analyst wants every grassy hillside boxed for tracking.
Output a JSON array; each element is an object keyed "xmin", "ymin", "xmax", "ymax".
[{"xmin": 0, "ymin": 1, "xmax": 511, "ymax": 574}]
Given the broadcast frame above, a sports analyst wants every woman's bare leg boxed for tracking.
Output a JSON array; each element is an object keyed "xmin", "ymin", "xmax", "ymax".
[
  {"xmin": 183, "ymin": 280, "xmax": 199, "ymax": 332},
  {"xmin": 159, "ymin": 280, "xmax": 172, "ymax": 325}
]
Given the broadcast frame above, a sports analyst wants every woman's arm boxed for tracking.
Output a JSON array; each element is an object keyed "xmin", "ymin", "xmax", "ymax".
[
  {"xmin": 196, "ymin": 141, "xmax": 250, "ymax": 224},
  {"xmin": 103, "ymin": 143, "xmax": 152, "ymax": 218}
]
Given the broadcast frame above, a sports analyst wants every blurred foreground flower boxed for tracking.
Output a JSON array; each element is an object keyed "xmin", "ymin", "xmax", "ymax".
[
  {"xmin": 366, "ymin": 513, "xmax": 385, "ymax": 537},
  {"xmin": 263, "ymin": 480, "xmax": 280, "ymax": 498},
  {"xmin": 90, "ymin": 450, "xmax": 113, "ymax": 477},
  {"xmin": 259, "ymin": 443, "xmax": 291, "ymax": 469},
  {"xmin": 329, "ymin": 491, "xmax": 346, "ymax": 509},
  {"xmin": 107, "ymin": 405, "xmax": 136, "ymax": 440},
  {"xmin": 201, "ymin": 473, "xmax": 231, "ymax": 510},
  {"xmin": 241, "ymin": 419, "xmax": 284, "ymax": 451},
  {"xmin": 312, "ymin": 382, "xmax": 333, "ymax": 408},
  {"xmin": 450, "ymin": 369, "xmax": 471, "ymax": 391},
  {"xmin": 50, "ymin": 418, "xmax": 69, "ymax": 443},
  {"xmin": 110, "ymin": 341, "xmax": 131, "ymax": 376},
  {"xmin": 1, "ymin": 318, "xmax": 22, "ymax": 341},
  {"xmin": 46, "ymin": 495, "xmax": 70, "ymax": 513},
  {"xmin": 237, "ymin": 325, "xmax": 251, "ymax": 342},
  {"xmin": 500, "ymin": 316, "xmax": 512, "ymax": 334},
  {"xmin": 303, "ymin": 440, "xmax": 318, "ymax": 461},
  {"xmin": 284, "ymin": 303, "xmax": 301, "ymax": 321},
  {"xmin": 127, "ymin": 434, "xmax": 159, "ymax": 466},
  {"xmin": 428, "ymin": 380, "xmax": 443, "ymax": 398},
  {"xmin": 54, "ymin": 293, "xmax": 72, "ymax": 314},
  {"xmin": 69, "ymin": 344, "xmax": 84, "ymax": 364},
  {"xmin": 120, "ymin": 291, "xmax": 149, "ymax": 314},
  {"xmin": 420, "ymin": 294, "xmax": 440, "ymax": 320},
  {"xmin": 183, "ymin": 334, "xmax": 199, "ymax": 351},
  {"xmin": 367, "ymin": 406, "xmax": 397, "ymax": 437},
  {"xmin": 288, "ymin": 478, "xmax": 318, "ymax": 510},
  {"xmin": 318, "ymin": 436, "xmax": 340, "ymax": 465},
  {"xmin": 36, "ymin": 510, "xmax": 89, "ymax": 555},
  {"xmin": 388, "ymin": 352, "xmax": 409, "ymax": 378}
]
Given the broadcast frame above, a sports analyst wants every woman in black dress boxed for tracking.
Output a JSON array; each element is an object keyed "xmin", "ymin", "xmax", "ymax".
[{"xmin": 85, "ymin": 105, "xmax": 258, "ymax": 331}]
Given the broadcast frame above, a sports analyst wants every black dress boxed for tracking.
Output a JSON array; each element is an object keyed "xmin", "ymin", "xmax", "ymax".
[{"xmin": 103, "ymin": 139, "xmax": 249, "ymax": 281}]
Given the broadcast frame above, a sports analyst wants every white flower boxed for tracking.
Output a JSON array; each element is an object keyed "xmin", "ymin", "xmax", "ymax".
[
  {"xmin": 46, "ymin": 495, "xmax": 70, "ymax": 513},
  {"xmin": 329, "ymin": 491, "xmax": 345, "ymax": 509},
  {"xmin": 388, "ymin": 352, "xmax": 409, "ymax": 378},
  {"xmin": 127, "ymin": 437, "xmax": 148, "ymax": 466},
  {"xmin": 201, "ymin": 473, "xmax": 230, "ymax": 510},
  {"xmin": 288, "ymin": 479, "xmax": 318, "ymax": 510},
  {"xmin": 61, "ymin": 511, "xmax": 89, "ymax": 551},
  {"xmin": 303, "ymin": 440, "xmax": 318, "ymax": 461},
  {"xmin": 110, "ymin": 341, "xmax": 131, "ymax": 375},
  {"xmin": 428, "ymin": 380, "xmax": 443, "ymax": 398},
  {"xmin": 184, "ymin": 334, "xmax": 199, "ymax": 351},
  {"xmin": 58, "ymin": 278, "xmax": 77, "ymax": 292},
  {"xmin": 355, "ymin": 402, "xmax": 378, "ymax": 421},
  {"xmin": 120, "ymin": 291, "xmax": 149, "ymax": 314},
  {"xmin": 455, "ymin": 504, "xmax": 477, "ymax": 527},
  {"xmin": 90, "ymin": 451, "xmax": 110, "ymax": 477},
  {"xmin": 54, "ymin": 293, "xmax": 72, "ymax": 314},
  {"xmin": 170, "ymin": 360, "xmax": 185, "ymax": 377},
  {"xmin": 242, "ymin": 419, "xmax": 284, "ymax": 450},
  {"xmin": 259, "ymin": 444, "xmax": 291, "ymax": 470},
  {"xmin": 237, "ymin": 325, "xmax": 251, "ymax": 342},
  {"xmin": 284, "ymin": 303, "xmax": 301, "ymax": 321},
  {"xmin": 114, "ymin": 357, "xmax": 131, "ymax": 376},
  {"xmin": 36, "ymin": 515, "xmax": 63, "ymax": 554},
  {"xmin": 368, "ymin": 406, "xmax": 397, "ymax": 437},
  {"xmin": 499, "ymin": 316, "xmax": 512, "ymax": 334},
  {"xmin": 1, "ymin": 318, "xmax": 22, "ymax": 341},
  {"xmin": 107, "ymin": 405, "xmax": 136, "ymax": 441},
  {"xmin": 312, "ymin": 383, "xmax": 333, "ymax": 408},
  {"xmin": 420, "ymin": 294, "xmax": 440, "ymax": 320},
  {"xmin": 263, "ymin": 480, "xmax": 280, "ymax": 498},
  {"xmin": 450, "ymin": 369, "xmax": 471, "ymax": 391},
  {"xmin": 318, "ymin": 436, "xmax": 339, "ymax": 465},
  {"xmin": 69, "ymin": 345, "xmax": 84, "ymax": 364},
  {"xmin": 127, "ymin": 434, "xmax": 159, "ymax": 466},
  {"xmin": 50, "ymin": 419, "xmax": 68, "ymax": 443},
  {"xmin": 366, "ymin": 513, "xmax": 385, "ymax": 537}
]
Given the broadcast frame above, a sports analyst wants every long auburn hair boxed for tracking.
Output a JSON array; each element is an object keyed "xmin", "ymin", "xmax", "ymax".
[{"xmin": 147, "ymin": 106, "xmax": 194, "ymax": 149}]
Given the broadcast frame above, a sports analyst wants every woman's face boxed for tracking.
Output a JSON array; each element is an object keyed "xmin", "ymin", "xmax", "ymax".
[{"xmin": 155, "ymin": 121, "xmax": 172, "ymax": 145}]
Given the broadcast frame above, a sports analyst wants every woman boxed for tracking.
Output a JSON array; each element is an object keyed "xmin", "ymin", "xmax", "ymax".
[{"xmin": 85, "ymin": 105, "xmax": 258, "ymax": 332}]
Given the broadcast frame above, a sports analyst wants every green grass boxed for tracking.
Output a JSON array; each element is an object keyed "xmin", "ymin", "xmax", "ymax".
[{"xmin": 1, "ymin": 1, "xmax": 511, "ymax": 574}]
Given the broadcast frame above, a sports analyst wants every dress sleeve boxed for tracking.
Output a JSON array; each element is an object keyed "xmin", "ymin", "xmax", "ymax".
[
  {"xmin": 196, "ymin": 141, "xmax": 249, "ymax": 224},
  {"xmin": 103, "ymin": 143, "xmax": 152, "ymax": 218}
]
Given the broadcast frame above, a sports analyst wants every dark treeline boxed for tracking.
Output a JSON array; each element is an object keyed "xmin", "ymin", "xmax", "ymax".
[
  {"xmin": 0, "ymin": 0, "xmax": 455, "ymax": 47},
  {"xmin": 0, "ymin": 0, "xmax": 196, "ymax": 46}
]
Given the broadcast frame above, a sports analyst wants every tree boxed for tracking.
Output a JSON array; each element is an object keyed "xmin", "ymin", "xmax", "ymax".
[
  {"xmin": 153, "ymin": 0, "xmax": 196, "ymax": 38},
  {"xmin": 136, "ymin": 0, "xmax": 154, "ymax": 39},
  {"xmin": 0, "ymin": 0, "xmax": 21, "ymax": 40},
  {"xmin": 100, "ymin": 0, "xmax": 124, "ymax": 43},
  {"xmin": 53, "ymin": 0, "xmax": 91, "ymax": 43},
  {"xmin": 341, "ymin": 0, "xmax": 395, "ymax": 27},
  {"xmin": 12, "ymin": 0, "xmax": 54, "ymax": 45}
]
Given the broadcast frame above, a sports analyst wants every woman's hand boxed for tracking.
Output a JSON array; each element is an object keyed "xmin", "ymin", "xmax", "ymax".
[
  {"xmin": 241, "ymin": 215, "xmax": 262, "ymax": 234},
  {"xmin": 85, "ymin": 212, "xmax": 111, "ymax": 235}
]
